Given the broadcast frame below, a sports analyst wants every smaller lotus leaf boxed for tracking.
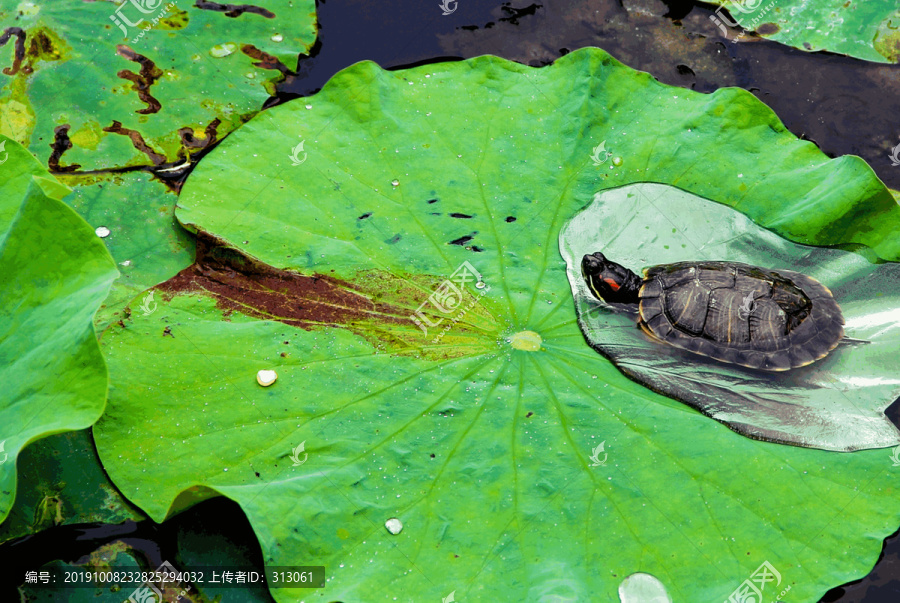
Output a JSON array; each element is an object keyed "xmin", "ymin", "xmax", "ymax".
[{"xmin": 560, "ymin": 182, "xmax": 900, "ymax": 452}]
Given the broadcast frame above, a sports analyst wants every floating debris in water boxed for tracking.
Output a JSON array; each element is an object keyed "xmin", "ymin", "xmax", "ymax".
[
  {"xmin": 95, "ymin": 226, "xmax": 110, "ymax": 238},
  {"xmin": 256, "ymin": 369, "xmax": 278, "ymax": 387},
  {"xmin": 385, "ymin": 518, "xmax": 403, "ymax": 534}
]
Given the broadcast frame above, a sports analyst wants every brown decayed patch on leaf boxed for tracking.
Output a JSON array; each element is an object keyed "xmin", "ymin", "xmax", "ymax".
[
  {"xmin": 154, "ymin": 235, "xmax": 499, "ymax": 359},
  {"xmin": 178, "ymin": 118, "xmax": 221, "ymax": 151},
  {"xmin": 159, "ymin": 238, "xmax": 412, "ymax": 329},
  {"xmin": 0, "ymin": 27, "xmax": 32, "ymax": 76},
  {"xmin": 194, "ymin": 1, "xmax": 275, "ymax": 19},
  {"xmin": 115, "ymin": 45, "xmax": 163, "ymax": 115},
  {"xmin": 103, "ymin": 121, "xmax": 167, "ymax": 165},
  {"xmin": 48, "ymin": 125, "xmax": 81, "ymax": 172},
  {"xmin": 241, "ymin": 44, "xmax": 291, "ymax": 74},
  {"xmin": 756, "ymin": 23, "xmax": 780, "ymax": 36},
  {"xmin": 25, "ymin": 28, "xmax": 66, "ymax": 66},
  {"xmin": 874, "ymin": 13, "xmax": 900, "ymax": 62}
]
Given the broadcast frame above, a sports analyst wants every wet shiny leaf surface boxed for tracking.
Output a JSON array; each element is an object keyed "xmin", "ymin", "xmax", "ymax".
[
  {"xmin": 94, "ymin": 49, "xmax": 900, "ymax": 601},
  {"xmin": 560, "ymin": 182, "xmax": 900, "ymax": 452}
]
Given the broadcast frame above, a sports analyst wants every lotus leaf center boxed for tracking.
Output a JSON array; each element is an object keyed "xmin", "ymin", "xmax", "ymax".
[{"xmin": 509, "ymin": 330, "xmax": 542, "ymax": 351}]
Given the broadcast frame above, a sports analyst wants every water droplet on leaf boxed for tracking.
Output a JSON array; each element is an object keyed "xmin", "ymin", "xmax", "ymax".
[
  {"xmin": 257, "ymin": 369, "xmax": 278, "ymax": 387},
  {"xmin": 385, "ymin": 518, "xmax": 403, "ymax": 534}
]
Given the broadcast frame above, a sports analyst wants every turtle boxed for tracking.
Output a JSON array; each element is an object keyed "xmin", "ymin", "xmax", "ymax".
[{"xmin": 580, "ymin": 252, "xmax": 845, "ymax": 371}]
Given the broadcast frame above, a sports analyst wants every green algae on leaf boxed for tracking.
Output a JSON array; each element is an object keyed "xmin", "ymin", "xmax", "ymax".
[
  {"xmin": 560, "ymin": 182, "xmax": 900, "ymax": 452},
  {"xmin": 707, "ymin": 0, "xmax": 900, "ymax": 63},
  {"xmin": 0, "ymin": 138, "xmax": 117, "ymax": 524},
  {"xmin": 96, "ymin": 49, "xmax": 900, "ymax": 602}
]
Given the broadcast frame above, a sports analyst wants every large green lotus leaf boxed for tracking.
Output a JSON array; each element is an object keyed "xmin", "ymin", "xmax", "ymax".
[
  {"xmin": 0, "ymin": 0, "xmax": 317, "ymax": 169},
  {"xmin": 96, "ymin": 49, "xmax": 900, "ymax": 601},
  {"xmin": 0, "ymin": 177, "xmax": 118, "ymax": 524},
  {"xmin": 707, "ymin": 0, "xmax": 900, "ymax": 63},
  {"xmin": 560, "ymin": 182, "xmax": 900, "ymax": 452}
]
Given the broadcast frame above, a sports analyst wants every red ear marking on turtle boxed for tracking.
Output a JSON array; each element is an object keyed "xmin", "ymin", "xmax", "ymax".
[{"xmin": 603, "ymin": 278, "xmax": 621, "ymax": 291}]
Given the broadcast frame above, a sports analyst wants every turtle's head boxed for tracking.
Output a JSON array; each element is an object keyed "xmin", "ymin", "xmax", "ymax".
[{"xmin": 581, "ymin": 252, "xmax": 641, "ymax": 304}]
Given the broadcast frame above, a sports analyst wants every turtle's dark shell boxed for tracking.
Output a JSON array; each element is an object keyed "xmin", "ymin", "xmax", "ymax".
[{"xmin": 637, "ymin": 261, "xmax": 844, "ymax": 371}]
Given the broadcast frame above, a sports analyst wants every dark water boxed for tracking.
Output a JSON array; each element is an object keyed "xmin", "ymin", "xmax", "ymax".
[
  {"xmin": 2, "ymin": 497, "xmax": 275, "ymax": 602},
  {"xmin": 6, "ymin": 1, "xmax": 900, "ymax": 600}
]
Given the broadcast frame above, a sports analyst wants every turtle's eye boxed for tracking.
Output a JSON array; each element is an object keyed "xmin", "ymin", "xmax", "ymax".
[{"xmin": 602, "ymin": 277, "xmax": 621, "ymax": 291}]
